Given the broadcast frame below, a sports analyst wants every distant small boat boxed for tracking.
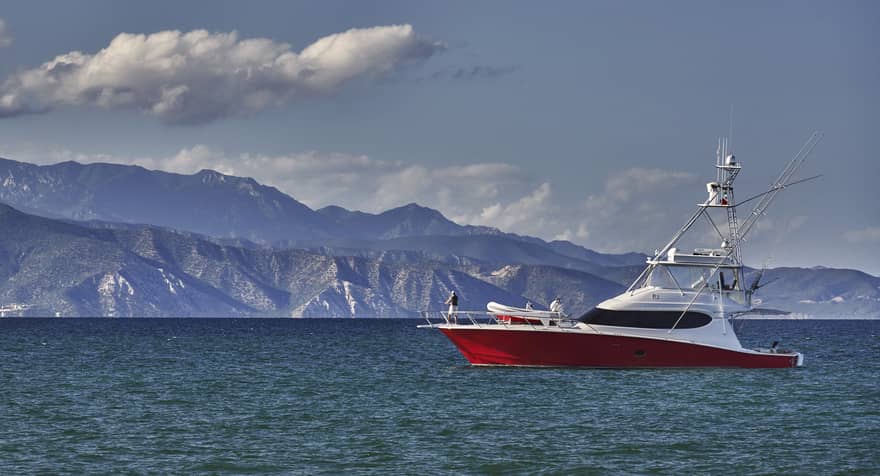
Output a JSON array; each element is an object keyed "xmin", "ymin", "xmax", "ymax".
[{"xmin": 421, "ymin": 132, "xmax": 822, "ymax": 368}]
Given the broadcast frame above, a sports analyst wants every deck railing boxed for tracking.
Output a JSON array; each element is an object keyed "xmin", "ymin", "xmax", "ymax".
[{"xmin": 419, "ymin": 310, "xmax": 576, "ymax": 330}]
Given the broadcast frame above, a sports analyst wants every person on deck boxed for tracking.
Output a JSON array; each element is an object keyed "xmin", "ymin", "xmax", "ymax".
[
  {"xmin": 445, "ymin": 290, "xmax": 459, "ymax": 324},
  {"xmin": 719, "ymin": 272, "xmax": 738, "ymax": 291},
  {"xmin": 549, "ymin": 297, "xmax": 564, "ymax": 316}
]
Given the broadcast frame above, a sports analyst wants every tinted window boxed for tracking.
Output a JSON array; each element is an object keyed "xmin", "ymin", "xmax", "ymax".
[{"xmin": 578, "ymin": 308, "xmax": 712, "ymax": 329}]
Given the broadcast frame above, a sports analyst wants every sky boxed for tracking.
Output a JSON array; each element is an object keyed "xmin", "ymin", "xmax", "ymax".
[{"xmin": 0, "ymin": 1, "xmax": 878, "ymax": 274}]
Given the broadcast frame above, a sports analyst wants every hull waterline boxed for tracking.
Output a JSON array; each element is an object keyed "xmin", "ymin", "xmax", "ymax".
[{"xmin": 440, "ymin": 327, "xmax": 801, "ymax": 368}]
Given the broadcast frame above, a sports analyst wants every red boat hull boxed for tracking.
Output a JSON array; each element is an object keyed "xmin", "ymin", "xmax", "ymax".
[{"xmin": 440, "ymin": 327, "xmax": 800, "ymax": 368}]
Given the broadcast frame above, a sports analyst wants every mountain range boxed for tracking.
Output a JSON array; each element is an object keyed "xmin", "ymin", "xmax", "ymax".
[{"xmin": 1, "ymin": 156, "xmax": 877, "ymax": 317}]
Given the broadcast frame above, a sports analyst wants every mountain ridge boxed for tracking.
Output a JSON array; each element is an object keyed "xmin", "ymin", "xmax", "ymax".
[
  {"xmin": 1, "ymin": 155, "xmax": 877, "ymax": 318},
  {"xmin": 0, "ymin": 156, "xmax": 645, "ymax": 268},
  {"xmin": 1, "ymin": 201, "xmax": 876, "ymax": 317},
  {"xmin": 0, "ymin": 201, "xmax": 536, "ymax": 317}
]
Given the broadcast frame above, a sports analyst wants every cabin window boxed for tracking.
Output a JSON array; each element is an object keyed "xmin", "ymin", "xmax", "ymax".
[{"xmin": 578, "ymin": 308, "xmax": 712, "ymax": 329}]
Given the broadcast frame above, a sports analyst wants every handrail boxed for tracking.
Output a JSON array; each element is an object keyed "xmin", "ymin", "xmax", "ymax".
[{"xmin": 420, "ymin": 310, "xmax": 576, "ymax": 331}]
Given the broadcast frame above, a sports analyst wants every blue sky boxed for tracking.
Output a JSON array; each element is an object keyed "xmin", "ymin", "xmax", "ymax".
[{"xmin": 0, "ymin": 1, "xmax": 877, "ymax": 274}]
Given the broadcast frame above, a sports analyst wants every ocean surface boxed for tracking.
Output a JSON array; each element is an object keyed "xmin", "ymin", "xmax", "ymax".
[{"xmin": 0, "ymin": 318, "xmax": 877, "ymax": 475}]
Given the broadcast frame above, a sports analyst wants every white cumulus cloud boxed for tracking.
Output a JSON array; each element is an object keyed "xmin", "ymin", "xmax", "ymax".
[
  {"xmin": 0, "ymin": 25, "xmax": 443, "ymax": 124},
  {"xmin": 475, "ymin": 182, "xmax": 554, "ymax": 231},
  {"xmin": 0, "ymin": 18, "xmax": 12, "ymax": 48}
]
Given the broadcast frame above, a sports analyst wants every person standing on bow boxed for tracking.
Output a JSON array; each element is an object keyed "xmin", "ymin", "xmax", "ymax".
[{"xmin": 445, "ymin": 290, "xmax": 459, "ymax": 324}]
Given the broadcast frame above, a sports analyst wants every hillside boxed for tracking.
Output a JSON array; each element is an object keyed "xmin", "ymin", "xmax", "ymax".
[{"xmin": 0, "ymin": 203, "xmax": 524, "ymax": 317}]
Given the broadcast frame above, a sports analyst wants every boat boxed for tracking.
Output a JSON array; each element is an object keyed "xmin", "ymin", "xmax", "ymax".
[{"xmin": 420, "ymin": 132, "xmax": 822, "ymax": 368}]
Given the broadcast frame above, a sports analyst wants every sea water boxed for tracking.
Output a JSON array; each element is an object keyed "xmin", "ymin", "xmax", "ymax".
[{"xmin": 0, "ymin": 318, "xmax": 877, "ymax": 474}]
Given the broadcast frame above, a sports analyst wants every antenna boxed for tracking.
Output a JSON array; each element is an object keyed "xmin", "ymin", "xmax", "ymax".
[{"xmin": 728, "ymin": 104, "xmax": 734, "ymax": 154}]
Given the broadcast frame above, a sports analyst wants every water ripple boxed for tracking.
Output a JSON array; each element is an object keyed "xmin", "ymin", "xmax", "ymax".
[{"xmin": 0, "ymin": 318, "xmax": 876, "ymax": 474}]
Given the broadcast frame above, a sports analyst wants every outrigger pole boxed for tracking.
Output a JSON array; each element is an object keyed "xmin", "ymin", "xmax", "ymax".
[
  {"xmin": 733, "ymin": 131, "xmax": 823, "ymax": 244},
  {"xmin": 656, "ymin": 131, "xmax": 823, "ymax": 332}
]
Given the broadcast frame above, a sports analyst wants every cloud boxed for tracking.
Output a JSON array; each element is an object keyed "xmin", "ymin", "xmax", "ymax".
[
  {"xmin": 0, "ymin": 19, "xmax": 11, "ymax": 48},
  {"xmin": 554, "ymin": 224, "xmax": 590, "ymax": 243},
  {"xmin": 475, "ymin": 182, "xmax": 553, "ymax": 230},
  {"xmin": 425, "ymin": 64, "xmax": 519, "ymax": 81},
  {"xmin": 559, "ymin": 168, "xmax": 700, "ymax": 252},
  {"xmin": 169, "ymin": 148, "xmax": 559, "ymax": 238},
  {"xmin": 844, "ymin": 226, "xmax": 880, "ymax": 244},
  {"xmin": 454, "ymin": 65, "xmax": 519, "ymax": 80},
  {"xmin": 0, "ymin": 25, "xmax": 443, "ymax": 124}
]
